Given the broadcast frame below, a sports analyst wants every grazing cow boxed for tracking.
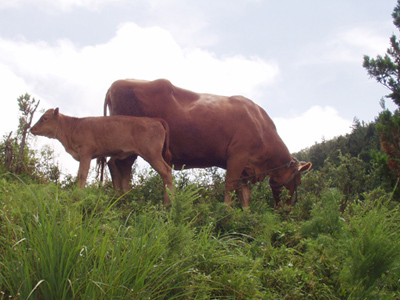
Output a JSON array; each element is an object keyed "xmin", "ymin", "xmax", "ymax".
[
  {"xmin": 104, "ymin": 79, "xmax": 312, "ymax": 208},
  {"xmin": 30, "ymin": 108, "xmax": 173, "ymax": 205}
]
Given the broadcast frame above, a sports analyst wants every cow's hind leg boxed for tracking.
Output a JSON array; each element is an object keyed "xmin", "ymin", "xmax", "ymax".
[
  {"xmin": 108, "ymin": 155, "xmax": 137, "ymax": 192},
  {"xmin": 108, "ymin": 157, "xmax": 122, "ymax": 190}
]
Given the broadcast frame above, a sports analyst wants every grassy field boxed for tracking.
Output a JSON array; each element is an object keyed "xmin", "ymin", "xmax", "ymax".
[{"xmin": 1, "ymin": 172, "xmax": 400, "ymax": 299}]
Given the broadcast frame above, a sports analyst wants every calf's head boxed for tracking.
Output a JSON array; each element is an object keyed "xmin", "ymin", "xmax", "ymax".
[{"xmin": 30, "ymin": 108, "xmax": 60, "ymax": 138}]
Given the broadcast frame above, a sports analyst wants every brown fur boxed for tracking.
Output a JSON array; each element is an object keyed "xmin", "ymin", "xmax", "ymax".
[
  {"xmin": 104, "ymin": 78, "xmax": 312, "ymax": 207},
  {"xmin": 31, "ymin": 108, "xmax": 173, "ymax": 205}
]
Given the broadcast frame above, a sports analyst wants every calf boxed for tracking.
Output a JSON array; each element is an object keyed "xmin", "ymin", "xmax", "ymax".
[{"xmin": 30, "ymin": 108, "xmax": 173, "ymax": 205}]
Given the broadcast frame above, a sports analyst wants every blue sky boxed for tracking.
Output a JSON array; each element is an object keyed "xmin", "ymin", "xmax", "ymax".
[{"xmin": 0, "ymin": 0, "xmax": 398, "ymax": 175}]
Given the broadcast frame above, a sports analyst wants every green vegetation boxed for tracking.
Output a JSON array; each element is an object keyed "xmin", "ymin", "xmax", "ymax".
[
  {"xmin": 1, "ymin": 167, "xmax": 400, "ymax": 299},
  {"xmin": 364, "ymin": 0, "xmax": 400, "ymax": 180}
]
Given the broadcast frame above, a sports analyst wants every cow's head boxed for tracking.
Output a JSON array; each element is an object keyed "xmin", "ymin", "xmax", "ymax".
[
  {"xmin": 30, "ymin": 108, "xmax": 60, "ymax": 138},
  {"xmin": 269, "ymin": 158, "xmax": 312, "ymax": 207}
]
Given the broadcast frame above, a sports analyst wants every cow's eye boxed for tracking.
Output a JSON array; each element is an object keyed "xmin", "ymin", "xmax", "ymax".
[{"xmin": 43, "ymin": 117, "xmax": 48, "ymax": 121}]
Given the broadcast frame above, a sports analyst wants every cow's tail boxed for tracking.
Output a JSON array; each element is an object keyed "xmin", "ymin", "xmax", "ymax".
[
  {"xmin": 104, "ymin": 88, "xmax": 111, "ymax": 117},
  {"xmin": 97, "ymin": 89, "xmax": 111, "ymax": 184},
  {"xmin": 159, "ymin": 119, "xmax": 172, "ymax": 164},
  {"xmin": 96, "ymin": 157, "xmax": 107, "ymax": 184}
]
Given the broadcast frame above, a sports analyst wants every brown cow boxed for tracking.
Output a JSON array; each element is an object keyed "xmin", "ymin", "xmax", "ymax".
[
  {"xmin": 30, "ymin": 108, "xmax": 173, "ymax": 205},
  {"xmin": 104, "ymin": 79, "xmax": 312, "ymax": 208}
]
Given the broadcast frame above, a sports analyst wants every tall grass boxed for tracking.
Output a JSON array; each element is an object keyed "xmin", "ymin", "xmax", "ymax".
[
  {"xmin": 0, "ymin": 178, "xmax": 190, "ymax": 299},
  {"xmin": 1, "ymin": 174, "xmax": 400, "ymax": 299}
]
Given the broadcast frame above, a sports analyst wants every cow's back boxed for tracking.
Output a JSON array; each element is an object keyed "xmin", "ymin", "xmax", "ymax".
[{"xmin": 106, "ymin": 79, "xmax": 199, "ymax": 117}]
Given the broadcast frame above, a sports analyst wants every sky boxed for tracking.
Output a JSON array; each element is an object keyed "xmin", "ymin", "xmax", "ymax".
[{"xmin": 0, "ymin": 0, "xmax": 398, "ymax": 177}]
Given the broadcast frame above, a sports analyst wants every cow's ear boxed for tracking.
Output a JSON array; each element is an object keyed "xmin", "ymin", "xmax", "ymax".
[
  {"xmin": 54, "ymin": 107, "xmax": 59, "ymax": 116},
  {"xmin": 298, "ymin": 162, "xmax": 312, "ymax": 172}
]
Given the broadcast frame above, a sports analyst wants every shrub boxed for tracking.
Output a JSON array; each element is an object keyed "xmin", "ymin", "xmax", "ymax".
[
  {"xmin": 301, "ymin": 189, "xmax": 343, "ymax": 238},
  {"xmin": 340, "ymin": 194, "xmax": 400, "ymax": 298}
]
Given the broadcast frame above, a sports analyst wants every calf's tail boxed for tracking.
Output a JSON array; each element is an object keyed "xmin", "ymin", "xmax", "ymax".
[{"xmin": 159, "ymin": 119, "xmax": 172, "ymax": 164}]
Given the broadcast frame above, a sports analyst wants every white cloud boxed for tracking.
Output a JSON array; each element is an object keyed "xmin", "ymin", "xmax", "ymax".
[
  {"xmin": 0, "ymin": 22, "xmax": 279, "ymax": 117},
  {"xmin": 327, "ymin": 26, "xmax": 392, "ymax": 63},
  {"xmin": 175, "ymin": 50, "xmax": 279, "ymax": 97},
  {"xmin": 340, "ymin": 26, "xmax": 390, "ymax": 54},
  {"xmin": 274, "ymin": 106, "xmax": 353, "ymax": 153},
  {"xmin": 298, "ymin": 22, "xmax": 394, "ymax": 66},
  {"xmin": 0, "ymin": 22, "xmax": 279, "ymax": 176}
]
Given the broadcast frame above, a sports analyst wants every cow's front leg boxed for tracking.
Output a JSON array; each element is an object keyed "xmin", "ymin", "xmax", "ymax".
[
  {"xmin": 77, "ymin": 156, "xmax": 91, "ymax": 189},
  {"xmin": 238, "ymin": 180, "xmax": 251, "ymax": 208},
  {"xmin": 225, "ymin": 157, "xmax": 247, "ymax": 207},
  {"xmin": 271, "ymin": 186, "xmax": 283, "ymax": 208}
]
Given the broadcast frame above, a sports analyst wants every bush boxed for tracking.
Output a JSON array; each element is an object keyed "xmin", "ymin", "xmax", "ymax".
[
  {"xmin": 340, "ymin": 194, "xmax": 400, "ymax": 298},
  {"xmin": 301, "ymin": 189, "xmax": 343, "ymax": 238}
]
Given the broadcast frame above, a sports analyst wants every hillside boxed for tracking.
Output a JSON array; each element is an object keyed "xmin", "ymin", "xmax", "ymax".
[{"xmin": 1, "ymin": 158, "xmax": 400, "ymax": 299}]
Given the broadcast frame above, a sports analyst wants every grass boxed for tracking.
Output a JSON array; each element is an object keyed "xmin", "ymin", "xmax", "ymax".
[{"xmin": 1, "ymin": 174, "xmax": 400, "ymax": 299}]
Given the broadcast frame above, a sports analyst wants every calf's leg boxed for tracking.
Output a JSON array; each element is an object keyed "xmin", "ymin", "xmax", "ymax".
[
  {"xmin": 144, "ymin": 152, "xmax": 173, "ymax": 206},
  {"xmin": 154, "ymin": 162, "xmax": 173, "ymax": 206},
  {"xmin": 77, "ymin": 156, "xmax": 91, "ymax": 189}
]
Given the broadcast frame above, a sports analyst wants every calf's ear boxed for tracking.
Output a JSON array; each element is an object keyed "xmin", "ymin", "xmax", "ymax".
[{"xmin": 54, "ymin": 107, "xmax": 59, "ymax": 116}]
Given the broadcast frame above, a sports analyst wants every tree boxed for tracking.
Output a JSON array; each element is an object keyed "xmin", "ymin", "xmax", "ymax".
[
  {"xmin": 15, "ymin": 93, "xmax": 40, "ymax": 174},
  {"xmin": 323, "ymin": 151, "xmax": 368, "ymax": 211},
  {"xmin": 363, "ymin": 1, "xmax": 400, "ymax": 106},
  {"xmin": 0, "ymin": 93, "xmax": 62, "ymax": 184},
  {"xmin": 363, "ymin": 0, "xmax": 400, "ymax": 181},
  {"xmin": 376, "ymin": 108, "xmax": 400, "ymax": 178}
]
